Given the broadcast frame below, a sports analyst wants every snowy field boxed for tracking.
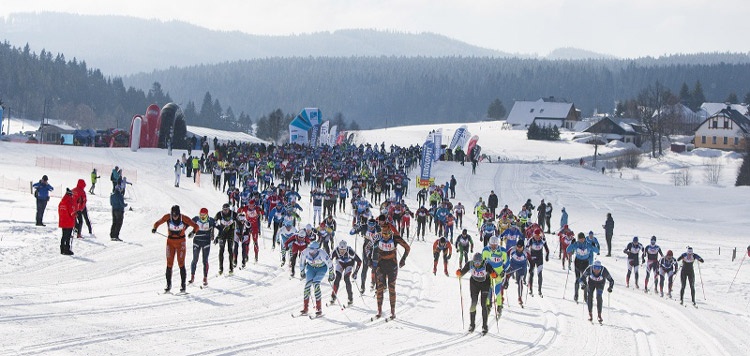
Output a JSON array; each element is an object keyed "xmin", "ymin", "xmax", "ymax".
[{"xmin": 0, "ymin": 126, "xmax": 748, "ymax": 355}]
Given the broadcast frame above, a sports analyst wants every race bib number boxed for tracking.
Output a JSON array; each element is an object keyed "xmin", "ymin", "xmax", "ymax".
[{"xmin": 379, "ymin": 241, "xmax": 395, "ymax": 252}]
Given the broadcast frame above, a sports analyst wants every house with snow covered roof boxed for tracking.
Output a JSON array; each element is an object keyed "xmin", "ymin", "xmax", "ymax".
[
  {"xmin": 506, "ymin": 98, "xmax": 580, "ymax": 129},
  {"xmin": 699, "ymin": 103, "xmax": 749, "ymax": 118},
  {"xmin": 694, "ymin": 106, "xmax": 750, "ymax": 151},
  {"xmin": 583, "ymin": 116, "xmax": 645, "ymax": 147}
]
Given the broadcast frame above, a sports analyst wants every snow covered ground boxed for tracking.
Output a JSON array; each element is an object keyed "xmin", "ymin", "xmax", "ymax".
[{"xmin": 0, "ymin": 126, "xmax": 748, "ymax": 355}]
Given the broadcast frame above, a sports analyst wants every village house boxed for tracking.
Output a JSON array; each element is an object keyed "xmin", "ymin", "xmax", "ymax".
[
  {"xmin": 693, "ymin": 106, "xmax": 750, "ymax": 151},
  {"xmin": 583, "ymin": 116, "xmax": 645, "ymax": 147},
  {"xmin": 506, "ymin": 97, "xmax": 580, "ymax": 130}
]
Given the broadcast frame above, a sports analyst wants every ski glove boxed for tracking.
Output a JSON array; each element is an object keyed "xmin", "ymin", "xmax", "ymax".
[
  {"xmin": 152, "ymin": 228, "xmax": 157, "ymax": 234},
  {"xmin": 607, "ymin": 287, "xmax": 613, "ymax": 293},
  {"xmin": 545, "ymin": 256, "xmax": 549, "ymax": 262},
  {"xmin": 300, "ymin": 271, "xmax": 306, "ymax": 278},
  {"xmin": 581, "ymin": 283, "xmax": 587, "ymax": 290},
  {"xmin": 399, "ymin": 259, "xmax": 406, "ymax": 268},
  {"xmin": 455, "ymin": 270, "xmax": 462, "ymax": 277},
  {"xmin": 490, "ymin": 272, "xmax": 498, "ymax": 279},
  {"xmin": 214, "ymin": 238, "xmax": 219, "ymax": 245},
  {"xmin": 328, "ymin": 272, "xmax": 335, "ymax": 282},
  {"xmin": 188, "ymin": 231, "xmax": 196, "ymax": 239}
]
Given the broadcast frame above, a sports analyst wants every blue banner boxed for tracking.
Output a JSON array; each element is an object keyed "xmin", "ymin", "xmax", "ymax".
[
  {"xmin": 448, "ymin": 125, "xmax": 471, "ymax": 150},
  {"xmin": 418, "ymin": 140, "xmax": 435, "ymax": 187}
]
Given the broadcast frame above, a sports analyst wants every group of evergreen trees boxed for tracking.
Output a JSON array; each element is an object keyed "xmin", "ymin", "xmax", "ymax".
[
  {"xmin": 0, "ymin": 41, "xmax": 160, "ymax": 131},
  {"xmin": 526, "ymin": 122, "xmax": 560, "ymax": 141}
]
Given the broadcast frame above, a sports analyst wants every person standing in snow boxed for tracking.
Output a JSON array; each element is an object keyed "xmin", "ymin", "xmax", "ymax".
[
  {"xmin": 544, "ymin": 202, "xmax": 553, "ymax": 234},
  {"xmin": 152, "ymin": 205, "xmax": 199, "ymax": 293},
  {"xmin": 487, "ymin": 191, "xmax": 498, "ymax": 216},
  {"xmin": 89, "ymin": 169, "xmax": 100, "ymax": 194},
  {"xmin": 449, "ymin": 175, "xmax": 457, "ymax": 199},
  {"xmin": 32, "ymin": 175, "xmax": 54, "ymax": 226},
  {"xmin": 559, "ymin": 207, "xmax": 568, "ymax": 232},
  {"xmin": 109, "ymin": 186, "xmax": 126, "ymax": 241},
  {"xmin": 58, "ymin": 188, "xmax": 76, "ymax": 255},
  {"xmin": 603, "ymin": 213, "xmax": 614, "ymax": 256},
  {"xmin": 677, "ymin": 247, "xmax": 704, "ymax": 306},
  {"xmin": 579, "ymin": 260, "xmax": 614, "ymax": 323},
  {"xmin": 71, "ymin": 179, "xmax": 90, "ymax": 238},
  {"xmin": 110, "ymin": 166, "xmax": 121, "ymax": 192},
  {"xmin": 174, "ymin": 160, "xmax": 182, "ymax": 187}
]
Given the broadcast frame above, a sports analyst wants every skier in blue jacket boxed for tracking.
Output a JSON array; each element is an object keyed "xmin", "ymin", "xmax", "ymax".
[{"xmin": 566, "ymin": 232, "xmax": 599, "ymax": 302}]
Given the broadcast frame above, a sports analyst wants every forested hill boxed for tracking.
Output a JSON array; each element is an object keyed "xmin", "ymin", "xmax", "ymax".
[
  {"xmin": 124, "ymin": 57, "xmax": 750, "ymax": 128},
  {"xmin": 0, "ymin": 12, "xmax": 509, "ymax": 75}
]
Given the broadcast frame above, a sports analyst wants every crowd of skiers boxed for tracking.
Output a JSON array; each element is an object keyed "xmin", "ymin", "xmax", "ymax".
[{"xmin": 36, "ymin": 139, "xmax": 720, "ymax": 331}]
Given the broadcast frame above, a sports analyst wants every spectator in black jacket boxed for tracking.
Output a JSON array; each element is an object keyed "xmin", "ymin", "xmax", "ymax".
[
  {"xmin": 487, "ymin": 191, "xmax": 498, "ymax": 216},
  {"xmin": 603, "ymin": 213, "xmax": 614, "ymax": 256},
  {"xmin": 109, "ymin": 187, "xmax": 127, "ymax": 241}
]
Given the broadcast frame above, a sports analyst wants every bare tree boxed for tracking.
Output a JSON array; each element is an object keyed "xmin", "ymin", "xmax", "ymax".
[
  {"xmin": 703, "ymin": 157, "xmax": 723, "ymax": 185},
  {"xmin": 636, "ymin": 82, "xmax": 674, "ymax": 158}
]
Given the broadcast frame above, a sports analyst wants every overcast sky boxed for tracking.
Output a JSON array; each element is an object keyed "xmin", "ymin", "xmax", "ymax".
[{"xmin": 1, "ymin": 0, "xmax": 746, "ymax": 58}]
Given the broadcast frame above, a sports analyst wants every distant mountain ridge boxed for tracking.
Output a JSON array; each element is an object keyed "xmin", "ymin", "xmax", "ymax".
[{"xmin": 0, "ymin": 12, "xmax": 512, "ymax": 75}]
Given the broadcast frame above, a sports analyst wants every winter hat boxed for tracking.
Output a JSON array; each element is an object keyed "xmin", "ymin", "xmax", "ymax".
[
  {"xmin": 577, "ymin": 232, "xmax": 586, "ymax": 240},
  {"xmin": 171, "ymin": 205, "xmax": 181, "ymax": 216},
  {"xmin": 561, "ymin": 207, "xmax": 565, "ymax": 212},
  {"xmin": 65, "ymin": 188, "xmax": 73, "ymax": 195},
  {"xmin": 633, "ymin": 236, "xmax": 639, "ymax": 243},
  {"xmin": 199, "ymin": 208, "xmax": 209, "ymax": 215},
  {"xmin": 588, "ymin": 231, "xmax": 594, "ymax": 236},
  {"xmin": 42, "ymin": 175, "xmax": 49, "ymax": 181},
  {"xmin": 687, "ymin": 246, "xmax": 693, "ymax": 253},
  {"xmin": 666, "ymin": 250, "xmax": 673, "ymax": 256},
  {"xmin": 516, "ymin": 239, "xmax": 525, "ymax": 247},
  {"xmin": 593, "ymin": 260, "xmax": 603, "ymax": 269},
  {"xmin": 650, "ymin": 236, "xmax": 657, "ymax": 242}
]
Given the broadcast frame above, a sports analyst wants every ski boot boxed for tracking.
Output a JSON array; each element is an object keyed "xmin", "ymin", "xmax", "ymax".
[
  {"xmin": 518, "ymin": 297, "xmax": 523, "ymax": 306},
  {"xmin": 482, "ymin": 325, "xmax": 488, "ymax": 335},
  {"xmin": 538, "ymin": 289, "xmax": 543, "ymax": 297},
  {"xmin": 300, "ymin": 299, "xmax": 309, "ymax": 315},
  {"xmin": 468, "ymin": 323, "xmax": 476, "ymax": 332},
  {"xmin": 315, "ymin": 300, "xmax": 323, "ymax": 316},
  {"xmin": 432, "ymin": 268, "xmax": 436, "ymax": 275},
  {"xmin": 189, "ymin": 275, "xmax": 195, "ymax": 284},
  {"xmin": 330, "ymin": 294, "xmax": 337, "ymax": 305},
  {"xmin": 202, "ymin": 277, "xmax": 208, "ymax": 286},
  {"xmin": 218, "ymin": 269, "xmax": 223, "ymax": 275},
  {"xmin": 347, "ymin": 299, "xmax": 353, "ymax": 306},
  {"xmin": 164, "ymin": 267, "xmax": 173, "ymax": 292},
  {"xmin": 496, "ymin": 305, "xmax": 503, "ymax": 318},
  {"xmin": 588, "ymin": 312, "xmax": 593, "ymax": 321},
  {"xmin": 390, "ymin": 309, "xmax": 396, "ymax": 320},
  {"xmin": 597, "ymin": 313, "xmax": 603, "ymax": 323}
]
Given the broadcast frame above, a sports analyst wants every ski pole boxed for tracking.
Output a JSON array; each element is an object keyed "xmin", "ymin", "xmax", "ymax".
[
  {"xmin": 697, "ymin": 262, "xmax": 706, "ymax": 301},
  {"xmin": 562, "ymin": 267, "xmax": 570, "ymax": 299},
  {"xmin": 458, "ymin": 275, "xmax": 465, "ymax": 330},
  {"xmin": 727, "ymin": 254, "xmax": 746, "ymax": 292}
]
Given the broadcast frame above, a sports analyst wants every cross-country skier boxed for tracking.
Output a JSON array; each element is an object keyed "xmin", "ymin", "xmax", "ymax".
[
  {"xmin": 190, "ymin": 208, "xmax": 215, "ymax": 286},
  {"xmin": 643, "ymin": 236, "xmax": 664, "ymax": 293},
  {"xmin": 213, "ymin": 203, "xmax": 236, "ymax": 275},
  {"xmin": 284, "ymin": 228, "xmax": 311, "ymax": 277},
  {"xmin": 500, "ymin": 221, "xmax": 524, "ymax": 251},
  {"xmin": 579, "ymin": 260, "xmax": 614, "ymax": 323},
  {"xmin": 508, "ymin": 239, "xmax": 529, "ymax": 306},
  {"xmin": 677, "ymin": 247, "xmax": 704, "ymax": 306},
  {"xmin": 330, "ymin": 240, "xmax": 362, "ymax": 306},
  {"xmin": 432, "ymin": 237, "xmax": 453, "ymax": 276},
  {"xmin": 371, "ymin": 225, "xmax": 410, "ymax": 319},
  {"xmin": 350, "ymin": 218, "xmax": 380, "ymax": 293},
  {"xmin": 558, "ymin": 225, "xmax": 574, "ymax": 266},
  {"xmin": 415, "ymin": 205, "xmax": 429, "ymax": 241},
  {"xmin": 152, "ymin": 205, "xmax": 199, "ymax": 293},
  {"xmin": 623, "ymin": 236, "xmax": 644, "ymax": 288},
  {"xmin": 482, "ymin": 236, "xmax": 509, "ymax": 317},
  {"xmin": 480, "ymin": 219, "xmax": 498, "ymax": 247},
  {"xmin": 456, "ymin": 253, "xmax": 495, "ymax": 334},
  {"xmin": 276, "ymin": 220, "xmax": 298, "ymax": 266},
  {"xmin": 526, "ymin": 228, "xmax": 549, "ymax": 297},
  {"xmin": 455, "ymin": 229, "xmax": 474, "ymax": 266},
  {"xmin": 298, "ymin": 241, "xmax": 334, "ymax": 316},
  {"xmin": 567, "ymin": 232, "xmax": 599, "ymax": 302},
  {"xmin": 658, "ymin": 250, "xmax": 678, "ymax": 298}
]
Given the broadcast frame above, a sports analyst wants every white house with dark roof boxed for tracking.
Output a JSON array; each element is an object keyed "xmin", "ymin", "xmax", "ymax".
[
  {"xmin": 506, "ymin": 98, "xmax": 580, "ymax": 129},
  {"xmin": 694, "ymin": 106, "xmax": 750, "ymax": 151},
  {"xmin": 699, "ymin": 103, "xmax": 748, "ymax": 118}
]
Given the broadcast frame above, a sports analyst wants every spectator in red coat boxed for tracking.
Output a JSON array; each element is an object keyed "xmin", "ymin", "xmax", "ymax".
[
  {"xmin": 58, "ymin": 189, "xmax": 77, "ymax": 255},
  {"xmin": 71, "ymin": 179, "xmax": 90, "ymax": 238}
]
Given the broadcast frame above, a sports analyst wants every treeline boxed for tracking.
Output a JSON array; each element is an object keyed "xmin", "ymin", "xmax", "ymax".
[
  {"xmin": 0, "ymin": 41, "xmax": 166, "ymax": 130},
  {"xmin": 125, "ymin": 56, "xmax": 750, "ymax": 128}
]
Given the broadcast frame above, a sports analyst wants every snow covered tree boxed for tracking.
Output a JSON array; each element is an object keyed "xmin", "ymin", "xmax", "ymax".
[
  {"xmin": 736, "ymin": 153, "xmax": 750, "ymax": 186},
  {"xmin": 487, "ymin": 98, "xmax": 507, "ymax": 119}
]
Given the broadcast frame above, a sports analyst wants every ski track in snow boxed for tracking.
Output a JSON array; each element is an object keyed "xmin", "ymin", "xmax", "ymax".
[{"xmin": 0, "ymin": 142, "xmax": 748, "ymax": 355}]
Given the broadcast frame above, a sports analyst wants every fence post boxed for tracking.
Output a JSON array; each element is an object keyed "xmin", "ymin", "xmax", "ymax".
[
  {"xmin": 719, "ymin": 247, "xmax": 721, "ymax": 255},
  {"xmin": 732, "ymin": 248, "xmax": 736, "ymax": 262}
]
